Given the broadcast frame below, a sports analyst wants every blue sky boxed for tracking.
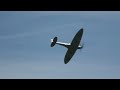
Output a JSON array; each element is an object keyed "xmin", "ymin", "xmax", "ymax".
[{"xmin": 0, "ymin": 11, "xmax": 120, "ymax": 79}]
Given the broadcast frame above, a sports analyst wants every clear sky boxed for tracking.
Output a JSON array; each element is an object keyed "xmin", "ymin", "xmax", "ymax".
[{"xmin": 0, "ymin": 11, "xmax": 120, "ymax": 79}]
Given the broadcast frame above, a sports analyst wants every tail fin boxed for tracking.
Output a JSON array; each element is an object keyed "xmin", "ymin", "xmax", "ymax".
[{"xmin": 51, "ymin": 37, "xmax": 57, "ymax": 47}]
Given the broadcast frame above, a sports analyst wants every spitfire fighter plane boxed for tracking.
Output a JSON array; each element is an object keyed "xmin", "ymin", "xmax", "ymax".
[{"xmin": 50, "ymin": 28, "xmax": 84, "ymax": 64}]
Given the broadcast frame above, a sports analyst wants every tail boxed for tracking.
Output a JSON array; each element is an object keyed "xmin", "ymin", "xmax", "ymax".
[{"xmin": 50, "ymin": 37, "xmax": 58, "ymax": 47}]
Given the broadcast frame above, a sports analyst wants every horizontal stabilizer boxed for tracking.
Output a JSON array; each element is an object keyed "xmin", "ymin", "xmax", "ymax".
[{"xmin": 51, "ymin": 37, "xmax": 57, "ymax": 47}]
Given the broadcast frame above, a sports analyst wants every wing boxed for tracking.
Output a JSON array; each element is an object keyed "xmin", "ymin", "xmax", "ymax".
[
  {"xmin": 71, "ymin": 28, "xmax": 83, "ymax": 45},
  {"xmin": 56, "ymin": 42, "xmax": 70, "ymax": 48},
  {"xmin": 64, "ymin": 49, "xmax": 76, "ymax": 64}
]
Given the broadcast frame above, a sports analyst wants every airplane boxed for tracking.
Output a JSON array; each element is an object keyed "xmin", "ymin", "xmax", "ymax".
[{"xmin": 50, "ymin": 28, "xmax": 84, "ymax": 64}]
